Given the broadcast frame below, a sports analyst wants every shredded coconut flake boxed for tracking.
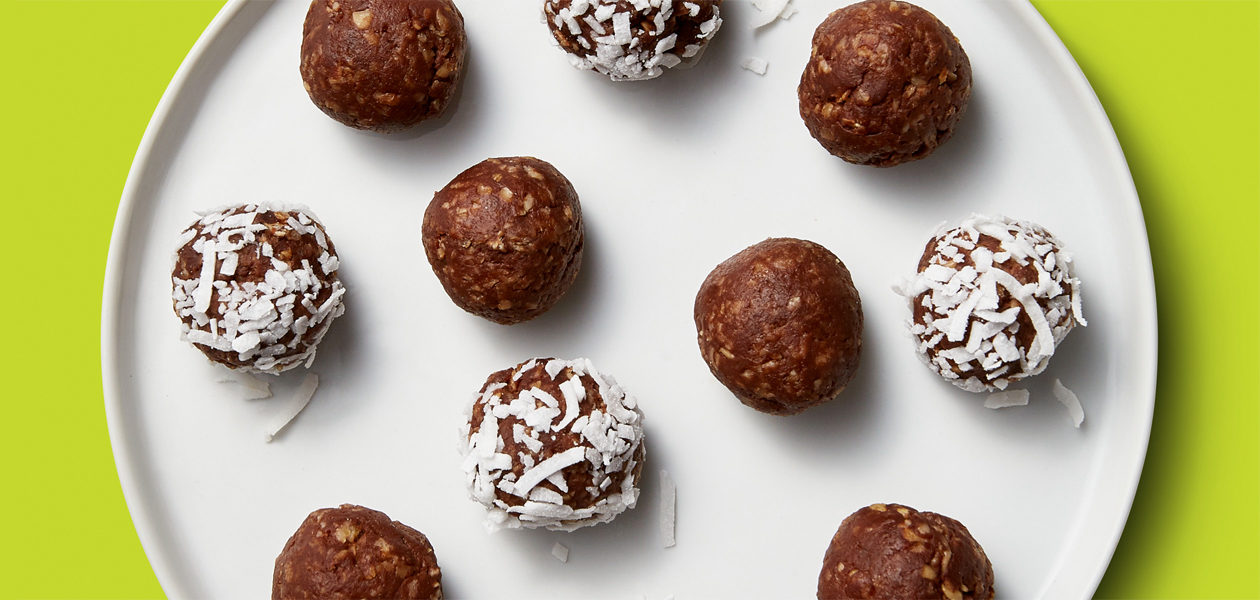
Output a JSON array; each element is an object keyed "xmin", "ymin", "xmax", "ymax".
[
  {"xmin": 513, "ymin": 446, "xmax": 587, "ymax": 497},
  {"xmin": 217, "ymin": 371, "xmax": 272, "ymax": 400},
  {"xmin": 660, "ymin": 469, "xmax": 676, "ymax": 548},
  {"xmin": 192, "ymin": 239, "xmax": 216, "ymax": 313},
  {"xmin": 265, "ymin": 372, "xmax": 317, "ymax": 442},
  {"xmin": 1053, "ymin": 378, "xmax": 1085, "ymax": 427},
  {"xmin": 740, "ymin": 57, "xmax": 768, "ymax": 75},
  {"xmin": 984, "ymin": 389, "xmax": 1030, "ymax": 409},
  {"xmin": 749, "ymin": 0, "xmax": 790, "ymax": 28},
  {"xmin": 551, "ymin": 541, "xmax": 570, "ymax": 563}
]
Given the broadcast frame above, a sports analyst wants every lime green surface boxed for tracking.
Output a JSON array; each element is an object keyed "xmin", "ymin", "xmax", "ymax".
[
  {"xmin": 1, "ymin": 1, "xmax": 1256, "ymax": 598},
  {"xmin": 1034, "ymin": 3, "xmax": 1260, "ymax": 598},
  {"xmin": 0, "ymin": 2, "xmax": 225, "ymax": 598}
]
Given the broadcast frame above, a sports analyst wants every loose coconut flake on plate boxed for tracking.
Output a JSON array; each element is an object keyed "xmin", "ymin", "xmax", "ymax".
[
  {"xmin": 660, "ymin": 469, "xmax": 676, "ymax": 548},
  {"xmin": 983, "ymin": 389, "xmax": 1029, "ymax": 409},
  {"xmin": 264, "ymin": 372, "xmax": 318, "ymax": 442},
  {"xmin": 1053, "ymin": 378, "xmax": 1085, "ymax": 428},
  {"xmin": 749, "ymin": 0, "xmax": 797, "ymax": 28},
  {"xmin": 217, "ymin": 371, "xmax": 273, "ymax": 400},
  {"xmin": 740, "ymin": 57, "xmax": 769, "ymax": 75}
]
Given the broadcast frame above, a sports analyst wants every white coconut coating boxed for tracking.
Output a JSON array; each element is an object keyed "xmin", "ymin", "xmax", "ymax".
[
  {"xmin": 460, "ymin": 357, "xmax": 645, "ymax": 532},
  {"xmin": 171, "ymin": 203, "xmax": 346, "ymax": 375},
  {"xmin": 543, "ymin": 0, "xmax": 723, "ymax": 81},
  {"xmin": 897, "ymin": 215, "xmax": 1086, "ymax": 392}
]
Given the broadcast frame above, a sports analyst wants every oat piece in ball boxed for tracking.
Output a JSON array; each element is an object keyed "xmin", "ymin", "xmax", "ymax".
[
  {"xmin": 897, "ymin": 214, "xmax": 1086, "ymax": 392},
  {"xmin": 460, "ymin": 358, "xmax": 645, "ymax": 531},
  {"xmin": 300, "ymin": 0, "xmax": 467, "ymax": 133},
  {"xmin": 695, "ymin": 238, "xmax": 863, "ymax": 416},
  {"xmin": 422, "ymin": 157, "xmax": 583, "ymax": 324},
  {"xmin": 818, "ymin": 503, "xmax": 994, "ymax": 600},
  {"xmin": 171, "ymin": 204, "xmax": 346, "ymax": 375},
  {"xmin": 798, "ymin": 0, "xmax": 971, "ymax": 166},
  {"xmin": 273, "ymin": 504, "xmax": 442, "ymax": 600},
  {"xmin": 544, "ymin": 0, "xmax": 723, "ymax": 81}
]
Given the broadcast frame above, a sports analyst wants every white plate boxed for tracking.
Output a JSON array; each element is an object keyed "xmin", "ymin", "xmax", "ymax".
[{"xmin": 102, "ymin": 1, "xmax": 1157, "ymax": 598}]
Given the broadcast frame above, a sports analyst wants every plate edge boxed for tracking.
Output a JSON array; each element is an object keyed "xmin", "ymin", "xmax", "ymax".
[
  {"xmin": 97, "ymin": 1, "xmax": 1164, "ymax": 598},
  {"xmin": 1004, "ymin": 0, "xmax": 1160, "ymax": 598},
  {"xmin": 100, "ymin": 1, "xmax": 251, "ymax": 598}
]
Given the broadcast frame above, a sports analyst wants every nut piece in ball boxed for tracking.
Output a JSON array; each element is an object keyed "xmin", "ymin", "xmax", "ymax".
[
  {"xmin": 694, "ymin": 238, "xmax": 863, "ymax": 416},
  {"xmin": 898, "ymin": 214, "xmax": 1086, "ymax": 392},
  {"xmin": 171, "ymin": 203, "xmax": 346, "ymax": 375},
  {"xmin": 273, "ymin": 504, "xmax": 442, "ymax": 600},
  {"xmin": 300, "ymin": 0, "xmax": 467, "ymax": 133},
  {"xmin": 460, "ymin": 357, "xmax": 645, "ymax": 531},
  {"xmin": 422, "ymin": 157, "xmax": 583, "ymax": 324},
  {"xmin": 543, "ymin": 0, "xmax": 724, "ymax": 81},
  {"xmin": 818, "ymin": 503, "xmax": 994, "ymax": 600},
  {"xmin": 798, "ymin": 0, "xmax": 972, "ymax": 166}
]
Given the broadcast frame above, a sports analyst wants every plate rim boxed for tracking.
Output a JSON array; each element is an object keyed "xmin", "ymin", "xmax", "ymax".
[
  {"xmin": 1001, "ymin": 1, "xmax": 1158, "ymax": 596},
  {"xmin": 101, "ymin": 1, "xmax": 249, "ymax": 598},
  {"xmin": 100, "ymin": 1, "xmax": 1159, "ymax": 598}
]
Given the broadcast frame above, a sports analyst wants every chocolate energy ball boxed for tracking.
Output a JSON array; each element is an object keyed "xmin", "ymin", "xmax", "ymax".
[
  {"xmin": 460, "ymin": 357, "xmax": 645, "ymax": 531},
  {"xmin": 422, "ymin": 157, "xmax": 583, "ymax": 324},
  {"xmin": 543, "ymin": 0, "xmax": 723, "ymax": 81},
  {"xmin": 694, "ymin": 238, "xmax": 863, "ymax": 416},
  {"xmin": 898, "ymin": 214, "xmax": 1086, "ymax": 392},
  {"xmin": 300, "ymin": 0, "xmax": 467, "ymax": 133},
  {"xmin": 798, "ymin": 0, "xmax": 972, "ymax": 166},
  {"xmin": 818, "ymin": 503, "xmax": 994, "ymax": 600},
  {"xmin": 171, "ymin": 204, "xmax": 346, "ymax": 374},
  {"xmin": 273, "ymin": 504, "xmax": 443, "ymax": 600}
]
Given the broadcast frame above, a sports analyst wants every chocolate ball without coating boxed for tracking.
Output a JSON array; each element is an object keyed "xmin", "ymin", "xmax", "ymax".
[
  {"xmin": 798, "ymin": 0, "xmax": 971, "ymax": 166},
  {"xmin": 422, "ymin": 157, "xmax": 583, "ymax": 324},
  {"xmin": 694, "ymin": 238, "xmax": 862, "ymax": 415},
  {"xmin": 273, "ymin": 504, "xmax": 443, "ymax": 600},
  {"xmin": 818, "ymin": 503, "xmax": 994, "ymax": 600},
  {"xmin": 300, "ymin": 0, "xmax": 466, "ymax": 133}
]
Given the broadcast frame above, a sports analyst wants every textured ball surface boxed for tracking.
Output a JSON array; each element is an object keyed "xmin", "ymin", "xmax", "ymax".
[
  {"xmin": 422, "ymin": 157, "xmax": 583, "ymax": 325},
  {"xmin": 300, "ymin": 0, "xmax": 466, "ymax": 132},
  {"xmin": 695, "ymin": 238, "xmax": 863, "ymax": 415},
  {"xmin": 798, "ymin": 0, "xmax": 971, "ymax": 166},
  {"xmin": 818, "ymin": 503, "xmax": 994, "ymax": 600},
  {"xmin": 273, "ymin": 504, "xmax": 443, "ymax": 600}
]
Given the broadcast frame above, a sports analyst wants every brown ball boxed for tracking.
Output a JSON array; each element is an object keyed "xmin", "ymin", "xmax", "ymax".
[
  {"xmin": 460, "ymin": 357, "xmax": 645, "ymax": 531},
  {"xmin": 818, "ymin": 503, "xmax": 994, "ymax": 600},
  {"xmin": 798, "ymin": 0, "xmax": 972, "ymax": 166},
  {"xmin": 694, "ymin": 238, "xmax": 862, "ymax": 415},
  {"xmin": 273, "ymin": 504, "xmax": 443, "ymax": 600},
  {"xmin": 300, "ymin": 0, "xmax": 467, "ymax": 133},
  {"xmin": 170, "ymin": 204, "xmax": 346, "ymax": 374},
  {"xmin": 543, "ymin": 0, "xmax": 724, "ymax": 81},
  {"xmin": 422, "ymin": 157, "xmax": 583, "ymax": 324},
  {"xmin": 901, "ymin": 214, "xmax": 1085, "ymax": 393}
]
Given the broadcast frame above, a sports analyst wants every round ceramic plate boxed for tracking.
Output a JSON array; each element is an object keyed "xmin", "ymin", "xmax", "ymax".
[{"xmin": 102, "ymin": 1, "xmax": 1156, "ymax": 598}]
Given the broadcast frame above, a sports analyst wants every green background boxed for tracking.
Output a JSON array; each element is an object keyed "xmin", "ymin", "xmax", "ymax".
[{"xmin": 1, "ymin": 0, "xmax": 1256, "ymax": 598}]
